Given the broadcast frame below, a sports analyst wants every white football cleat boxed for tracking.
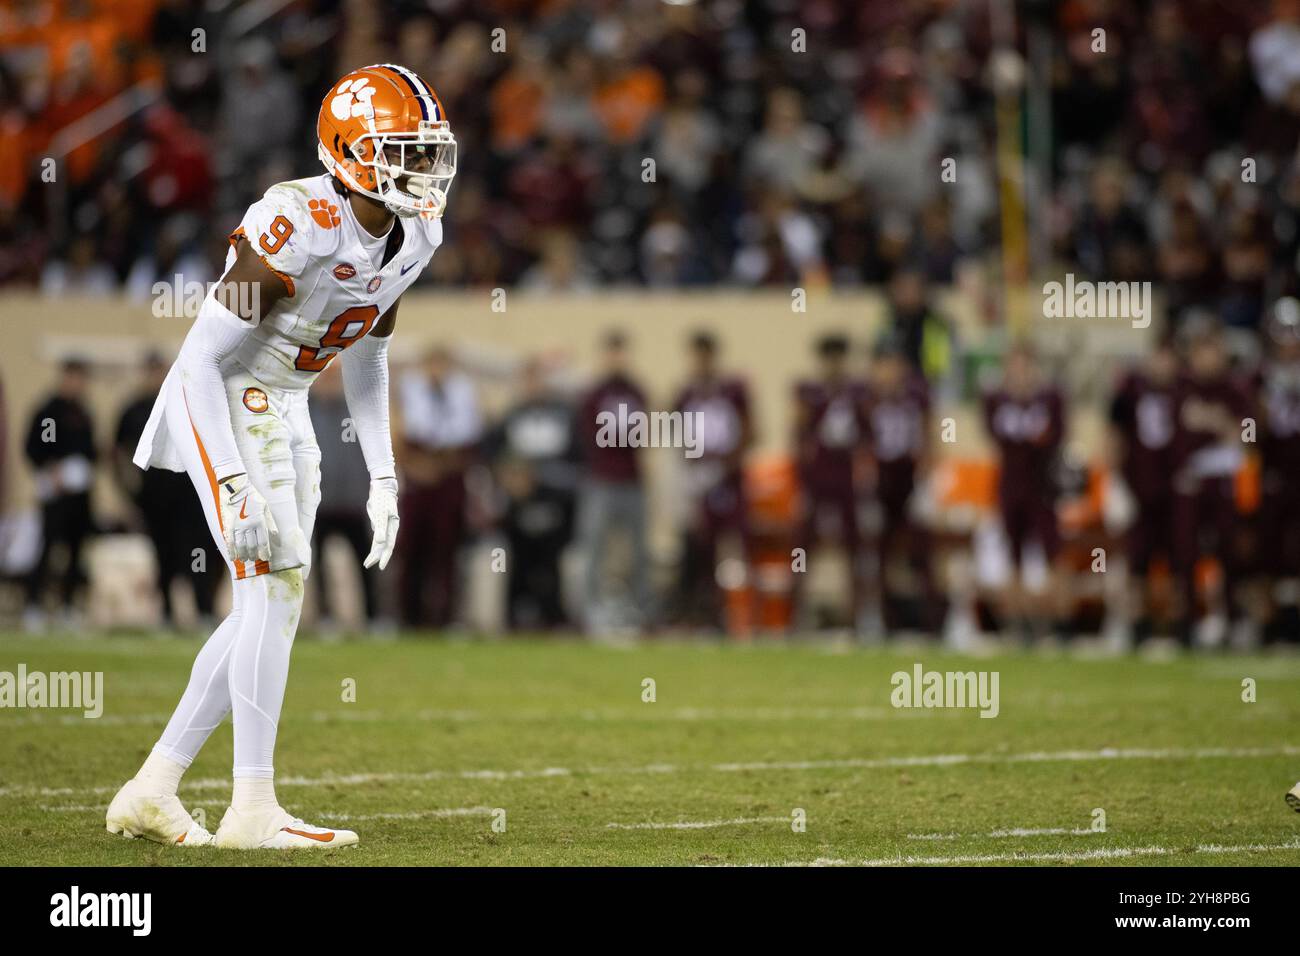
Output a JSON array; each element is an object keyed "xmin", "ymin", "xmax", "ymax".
[
  {"xmin": 1287, "ymin": 782, "xmax": 1300, "ymax": 813},
  {"xmin": 214, "ymin": 805, "xmax": 359, "ymax": 849},
  {"xmin": 105, "ymin": 779, "xmax": 214, "ymax": 846}
]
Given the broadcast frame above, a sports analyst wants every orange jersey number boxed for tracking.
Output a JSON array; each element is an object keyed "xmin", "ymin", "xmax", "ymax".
[
  {"xmin": 295, "ymin": 305, "xmax": 380, "ymax": 372},
  {"xmin": 258, "ymin": 215, "xmax": 295, "ymax": 255}
]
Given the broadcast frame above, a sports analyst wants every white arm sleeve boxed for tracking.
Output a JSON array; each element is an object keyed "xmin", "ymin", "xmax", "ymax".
[
  {"xmin": 176, "ymin": 295, "xmax": 252, "ymax": 480},
  {"xmin": 341, "ymin": 332, "xmax": 396, "ymax": 479}
]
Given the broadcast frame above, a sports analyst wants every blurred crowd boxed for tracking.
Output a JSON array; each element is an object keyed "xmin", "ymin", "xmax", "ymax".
[
  {"xmin": 0, "ymin": 0, "xmax": 1297, "ymax": 319},
  {"xmin": 10, "ymin": 296, "xmax": 1300, "ymax": 653}
]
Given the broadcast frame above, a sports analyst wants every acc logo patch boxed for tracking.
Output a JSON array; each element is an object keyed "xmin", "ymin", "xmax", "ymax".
[
  {"xmin": 243, "ymin": 388, "xmax": 269, "ymax": 413},
  {"xmin": 333, "ymin": 262, "xmax": 357, "ymax": 280},
  {"xmin": 367, "ymin": 276, "xmax": 383, "ymax": 294}
]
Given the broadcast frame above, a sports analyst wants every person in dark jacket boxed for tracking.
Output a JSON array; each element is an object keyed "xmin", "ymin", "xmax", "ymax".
[
  {"xmin": 25, "ymin": 359, "xmax": 97, "ymax": 624},
  {"xmin": 114, "ymin": 354, "xmax": 222, "ymax": 629}
]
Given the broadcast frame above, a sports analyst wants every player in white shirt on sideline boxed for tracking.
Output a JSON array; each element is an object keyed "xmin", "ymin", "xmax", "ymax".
[{"xmin": 105, "ymin": 64, "xmax": 455, "ymax": 849}]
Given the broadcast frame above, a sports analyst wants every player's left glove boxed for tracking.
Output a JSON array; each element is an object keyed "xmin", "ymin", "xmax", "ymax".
[{"xmin": 363, "ymin": 476, "xmax": 400, "ymax": 571}]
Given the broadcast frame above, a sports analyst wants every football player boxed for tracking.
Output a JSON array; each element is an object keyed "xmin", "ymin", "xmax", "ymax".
[
  {"xmin": 1106, "ymin": 335, "xmax": 1180, "ymax": 644},
  {"xmin": 672, "ymin": 331, "xmax": 754, "ymax": 630},
  {"xmin": 863, "ymin": 335, "xmax": 938, "ymax": 636},
  {"xmin": 105, "ymin": 65, "xmax": 455, "ymax": 849},
  {"xmin": 982, "ymin": 342, "xmax": 1070, "ymax": 641},
  {"xmin": 1253, "ymin": 299, "xmax": 1300, "ymax": 641},
  {"xmin": 790, "ymin": 334, "xmax": 869, "ymax": 629},
  {"xmin": 1168, "ymin": 318, "xmax": 1254, "ymax": 647}
]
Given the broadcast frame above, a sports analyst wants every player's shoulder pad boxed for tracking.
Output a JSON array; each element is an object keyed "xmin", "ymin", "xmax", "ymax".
[{"xmin": 240, "ymin": 177, "xmax": 345, "ymax": 281}]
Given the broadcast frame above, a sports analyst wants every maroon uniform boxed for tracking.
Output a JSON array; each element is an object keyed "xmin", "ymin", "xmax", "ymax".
[
  {"xmin": 1169, "ymin": 372, "xmax": 1255, "ymax": 624},
  {"xmin": 1108, "ymin": 370, "xmax": 1177, "ymax": 572},
  {"xmin": 676, "ymin": 376, "xmax": 752, "ymax": 532},
  {"xmin": 865, "ymin": 374, "xmax": 937, "ymax": 630},
  {"xmin": 1256, "ymin": 364, "xmax": 1300, "ymax": 575},
  {"xmin": 865, "ymin": 374, "xmax": 930, "ymax": 514},
  {"xmin": 983, "ymin": 386, "xmax": 1065, "ymax": 565},
  {"xmin": 674, "ymin": 376, "xmax": 753, "ymax": 626},
  {"xmin": 794, "ymin": 379, "xmax": 867, "ymax": 497},
  {"xmin": 792, "ymin": 378, "xmax": 868, "ymax": 619},
  {"xmin": 579, "ymin": 373, "xmax": 647, "ymax": 483}
]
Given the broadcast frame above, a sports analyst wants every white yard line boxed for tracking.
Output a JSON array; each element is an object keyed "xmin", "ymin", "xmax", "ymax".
[
  {"xmin": 319, "ymin": 806, "xmax": 496, "ymax": 821},
  {"xmin": 605, "ymin": 816, "xmax": 789, "ymax": 830},
  {"xmin": 774, "ymin": 838, "xmax": 1300, "ymax": 867},
  {"xmin": 908, "ymin": 827, "xmax": 1094, "ymax": 840},
  {"xmin": 7, "ymin": 743, "xmax": 1299, "ymax": 800}
]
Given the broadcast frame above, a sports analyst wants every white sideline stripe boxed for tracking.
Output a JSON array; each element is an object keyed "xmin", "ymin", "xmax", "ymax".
[
  {"xmin": 908, "ymin": 827, "xmax": 1094, "ymax": 840},
  {"xmin": 5, "ymin": 744, "xmax": 1298, "ymax": 799},
  {"xmin": 606, "ymin": 816, "xmax": 789, "ymax": 830},
  {"xmin": 774, "ymin": 838, "xmax": 1300, "ymax": 867}
]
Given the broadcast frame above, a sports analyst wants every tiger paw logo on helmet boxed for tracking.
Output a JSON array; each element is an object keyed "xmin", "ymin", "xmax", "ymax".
[
  {"xmin": 317, "ymin": 65, "xmax": 457, "ymax": 220},
  {"xmin": 329, "ymin": 77, "xmax": 376, "ymax": 122}
]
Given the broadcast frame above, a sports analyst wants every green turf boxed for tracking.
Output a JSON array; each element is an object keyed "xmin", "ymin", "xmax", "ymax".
[{"xmin": 1, "ymin": 632, "xmax": 1298, "ymax": 866}]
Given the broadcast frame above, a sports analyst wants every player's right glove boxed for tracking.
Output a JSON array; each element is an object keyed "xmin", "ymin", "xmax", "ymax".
[
  {"xmin": 218, "ymin": 473, "xmax": 276, "ymax": 563},
  {"xmin": 363, "ymin": 476, "xmax": 400, "ymax": 571}
]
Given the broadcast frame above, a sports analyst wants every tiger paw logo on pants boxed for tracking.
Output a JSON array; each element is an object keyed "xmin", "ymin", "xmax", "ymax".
[{"xmin": 243, "ymin": 388, "xmax": 269, "ymax": 413}]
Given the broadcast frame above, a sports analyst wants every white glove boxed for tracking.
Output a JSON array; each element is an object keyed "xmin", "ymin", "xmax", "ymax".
[
  {"xmin": 219, "ymin": 473, "xmax": 277, "ymax": 563},
  {"xmin": 364, "ymin": 476, "xmax": 400, "ymax": 570}
]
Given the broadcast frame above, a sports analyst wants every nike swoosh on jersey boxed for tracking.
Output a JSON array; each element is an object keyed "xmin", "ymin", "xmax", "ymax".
[{"xmin": 400, "ymin": 260, "xmax": 420, "ymax": 275}]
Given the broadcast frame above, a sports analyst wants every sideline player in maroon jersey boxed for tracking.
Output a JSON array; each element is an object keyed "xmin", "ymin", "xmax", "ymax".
[
  {"xmin": 790, "ymin": 334, "xmax": 869, "ymax": 630},
  {"xmin": 863, "ymin": 335, "xmax": 939, "ymax": 636},
  {"xmin": 1106, "ymin": 335, "xmax": 1179, "ymax": 644},
  {"xmin": 982, "ymin": 342, "xmax": 1070, "ymax": 641},
  {"xmin": 672, "ymin": 332, "xmax": 754, "ymax": 630},
  {"xmin": 1252, "ymin": 299, "xmax": 1300, "ymax": 643},
  {"xmin": 1168, "ymin": 318, "xmax": 1255, "ymax": 647}
]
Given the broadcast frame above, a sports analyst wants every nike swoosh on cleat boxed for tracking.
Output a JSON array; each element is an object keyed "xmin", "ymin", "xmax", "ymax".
[
  {"xmin": 282, "ymin": 827, "xmax": 334, "ymax": 842},
  {"xmin": 176, "ymin": 832, "xmax": 186, "ymax": 844}
]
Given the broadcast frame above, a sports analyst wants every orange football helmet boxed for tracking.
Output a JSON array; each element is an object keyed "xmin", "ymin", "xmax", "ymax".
[{"xmin": 317, "ymin": 64, "xmax": 456, "ymax": 219}]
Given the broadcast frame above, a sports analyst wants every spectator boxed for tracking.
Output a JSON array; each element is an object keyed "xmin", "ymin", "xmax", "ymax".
[
  {"xmin": 885, "ymin": 268, "xmax": 955, "ymax": 389},
  {"xmin": 576, "ymin": 331, "xmax": 653, "ymax": 632},
  {"xmin": 397, "ymin": 346, "xmax": 481, "ymax": 629},
  {"xmin": 24, "ymin": 358, "xmax": 97, "ymax": 629},
  {"xmin": 114, "ymin": 353, "xmax": 221, "ymax": 629},
  {"xmin": 308, "ymin": 362, "xmax": 382, "ymax": 630},
  {"xmin": 484, "ymin": 358, "xmax": 579, "ymax": 630}
]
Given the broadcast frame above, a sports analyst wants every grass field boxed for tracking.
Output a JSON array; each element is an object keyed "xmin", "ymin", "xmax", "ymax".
[{"xmin": 1, "ymin": 632, "xmax": 1299, "ymax": 866}]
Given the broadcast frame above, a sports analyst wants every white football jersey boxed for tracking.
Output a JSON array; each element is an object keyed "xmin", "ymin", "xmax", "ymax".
[{"xmin": 228, "ymin": 174, "xmax": 442, "ymax": 390}]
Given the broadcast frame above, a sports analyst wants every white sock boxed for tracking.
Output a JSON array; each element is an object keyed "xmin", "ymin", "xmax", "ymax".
[
  {"xmin": 135, "ymin": 750, "xmax": 186, "ymax": 796},
  {"xmin": 232, "ymin": 776, "xmax": 279, "ymax": 813}
]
